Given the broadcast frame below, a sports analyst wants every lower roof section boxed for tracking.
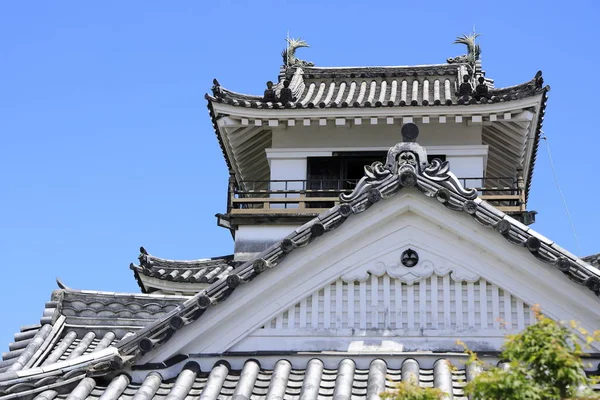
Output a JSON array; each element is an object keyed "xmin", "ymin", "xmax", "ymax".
[
  {"xmin": 6, "ymin": 355, "xmax": 486, "ymax": 400},
  {"xmin": 0, "ymin": 288, "xmax": 186, "ymax": 376},
  {"xmin": 14, "ymin": 353, "xmax": 600, "ymax": 400}
]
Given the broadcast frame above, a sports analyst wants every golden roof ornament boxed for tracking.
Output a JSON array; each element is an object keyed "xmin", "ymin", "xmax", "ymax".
[
  {"xmin": 447, "ymin": 32, "xmax": 482, "ymax": 67},
  {"xmin": 281, "ymin": 37, "xmax": 314, "ymax": 68}
]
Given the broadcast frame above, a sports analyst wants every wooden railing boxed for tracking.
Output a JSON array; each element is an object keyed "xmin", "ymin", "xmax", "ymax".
[{"xmin": 228, "ymin": 177, "xmax": 525, "ymax": 215}]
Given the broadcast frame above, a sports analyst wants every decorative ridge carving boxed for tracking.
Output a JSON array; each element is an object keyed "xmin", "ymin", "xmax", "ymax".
[
  {"xmin": 341, "ymin": 123, "xmax": 477, "ymax": 203},
  {"xmin": 422, "ymin": 159, "xmax": 478, "ymax": 198}
]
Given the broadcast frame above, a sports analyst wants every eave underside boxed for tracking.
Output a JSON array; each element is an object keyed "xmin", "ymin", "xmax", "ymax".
[
  {"xmin": 207, "ymin": 64, "xmax": 547, "ymax": 197},
  {"xmin": 213, "ymin": 100, "xmax": 544, "ymax": 201}
]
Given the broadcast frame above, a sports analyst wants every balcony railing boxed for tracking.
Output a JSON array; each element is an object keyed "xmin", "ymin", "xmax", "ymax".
[{"xmin": 228, "ymin": 177, "xmax": 525, "ymax": 215}]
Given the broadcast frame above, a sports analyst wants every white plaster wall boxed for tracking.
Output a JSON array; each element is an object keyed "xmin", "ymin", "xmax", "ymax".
[
  {"xmin": 236, "ymin": 225, "xmax": 297, "ymax": 242},
  {"xmin": 266, "ymin": 122, "xmax": 487, "ymax": 184},
  {"xmin": 271, "ymin": 122, "xmax": 482, "ymax": 148},
  {"xmin": 268, "ymin": 158, "xmax": 307, "ymax": 208},
  {"xmin": 234, "ymin": 225, "xmax": 298, "ymax": 260},
  {"xmin": 265, "ymin": 146, "xmax": 488, "ymax": 186},
  {"xmin": 445, "ymin": 155, "xmax": 486, "ymax": 187},
  {"xmin": 268, "ymin": 158, "xmax": 306, "ymax": 191}
]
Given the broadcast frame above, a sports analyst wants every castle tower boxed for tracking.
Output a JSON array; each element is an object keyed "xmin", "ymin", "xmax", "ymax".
[{"xmin": 5, "ymin": 36, "xmax": 600, "ymax": 400}]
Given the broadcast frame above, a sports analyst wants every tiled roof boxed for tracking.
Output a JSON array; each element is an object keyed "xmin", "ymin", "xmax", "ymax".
[
  {"xmin": 5, "ymin": 355, "xmax": 600, "ymax": 400},
  {"xmin": 59, "ymin": 289, "xmax": 182, "ymax": 324},
  {"xmin": 0, "ymin": 300, "xmax": 59, "ymax": 375},
  {"xmin": 130, "ymin": 247, "xmax": 238, "ymax": 294},
  {"xmin": 0, "ymin": 356, "xmax": 481, "ymax": 400},
  {"xmin": 207, "ymin": 65, "xmax": 547, "ymax": 109},
  {"xmin": 0, "ymin": 288, "xmax": 186, "ymax": 376}
]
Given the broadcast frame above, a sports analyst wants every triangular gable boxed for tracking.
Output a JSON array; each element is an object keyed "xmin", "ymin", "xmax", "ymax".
[
  {"xmin": 136, "ymin": 197, "xmax": 600, "ymax": 361},
  {"xmin": 111, "ymin": 124, "xmax": 600, "ymax": 367}
]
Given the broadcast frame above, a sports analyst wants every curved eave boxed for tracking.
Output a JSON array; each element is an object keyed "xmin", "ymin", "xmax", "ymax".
[
  {"xmin": 525, "ymin": 88, "xmax": 549, "ymax": 202},
  {"xmin": 207, "ymin": 66, "xmax": 539, "ymax": 111},
  {"xmin": 131, "ymin": 262, "xmax": 232, "ymax": 286},
  {"xmin": 209, "ymin": 92, "xmax": 547, "ymax": 200},
  {"xmin": 133, "ymin": 249, "xmax": 236, "ymax": 290},
  {"xmin": 206, "ymin": 99, "xmax": 233, "ymax": 172},
  {"xmin": 209, "ymin": 92, "xmax": 545, "ymax": 118},
  {"xmin": 206, "ymin": 87, "xmax": 543, "ymax": 110},
  {"xmin": 1, "ymin": 287, "xmax": 186, "ymax": 382},
  {"xmin": 138, "ymin": 251, "xmax": 234, "ymax": 269},
  {"xmin": 131, "ymin": 273, "xmax": 209, "ymax": 295}
]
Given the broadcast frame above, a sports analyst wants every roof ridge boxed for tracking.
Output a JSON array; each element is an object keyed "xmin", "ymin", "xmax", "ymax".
[
  {"xmin": 208, "ymin": 69, "xmax": 547, "ymax": 109},
  {"xmin": 138, "ymin": 247, "xmax": 234, "ymax": 265},
  {"xmin": 60, "ymin": 289, "xmax": 188, "ymax": 300},
  {"xmin": 301, "ymin": 63, "xmax": 459, "ymax": 70}
]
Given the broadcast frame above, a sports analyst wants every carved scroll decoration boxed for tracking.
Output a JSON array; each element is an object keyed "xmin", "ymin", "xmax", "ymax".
[
  {"xmin": 341, "ymin": 248, "xmax": 480, "ymax": 285},
  {"xmin": 423, "ymin": 159, "xmax": 478, "ymax": 199},
  {"xmin": 340, "ymin": 124, "xmax": 478, "ymax": 203}
]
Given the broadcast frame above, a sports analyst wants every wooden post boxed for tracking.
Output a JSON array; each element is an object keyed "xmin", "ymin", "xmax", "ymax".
[
  {"xmin": 298, "ymin": 192, "xmax": 306, "ymax": 209},
  {"xmin": 227, "ymin": 173, "xmax": 236, "ymax": 213},
  {"xmin": 516, "ymin": 168, "xmax": 525, "ymax": 212}
]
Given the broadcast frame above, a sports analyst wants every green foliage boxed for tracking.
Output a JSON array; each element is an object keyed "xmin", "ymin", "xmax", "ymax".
[
  {"xmin": 385, "ymin": 306, "xmax": 599, "ymax": 400},
  {"xmin": 465, "ymin": 307, "xmax": 598, "ymax": 400},
  {"xmin": 381, "ymin": 380, "xmax": 444, "ymax": 400}
]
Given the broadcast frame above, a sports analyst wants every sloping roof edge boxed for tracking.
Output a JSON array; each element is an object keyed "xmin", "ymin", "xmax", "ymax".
[{"xmin": 115, "ymin": 123, "xmax": 597, "ymax": 363}]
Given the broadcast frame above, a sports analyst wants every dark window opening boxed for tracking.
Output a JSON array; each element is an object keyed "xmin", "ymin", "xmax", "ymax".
[
  {"xmin": 305, "ymin": 153, "xmax": 446, "ymax": 208},
  {"xmin": 307, "ymin": 152, "xmax": 387, "ymax": 190},
  {"xmin": 427, "ymin": 154, "xmax": 446, "ymax": 164},
  {"xmin": 306, "ymin": 152, "xmax": 386, "ymax": 208}
]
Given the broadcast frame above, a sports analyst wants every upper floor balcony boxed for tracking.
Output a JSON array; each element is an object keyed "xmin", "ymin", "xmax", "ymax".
[{"xmin": 226, "ymin": 176, "xmax": 527, "ymax": 219}]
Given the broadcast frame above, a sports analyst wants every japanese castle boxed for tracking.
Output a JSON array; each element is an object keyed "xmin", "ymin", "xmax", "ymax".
[{"xmin": 2, "ymin": 34, "xmax": 600, "ymax": 400}]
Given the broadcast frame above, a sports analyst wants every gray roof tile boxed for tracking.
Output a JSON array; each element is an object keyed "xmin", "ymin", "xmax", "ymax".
[
  {"xmin": 8, "ymin": 357, "xmax": 484, "ymax": 400},
  {"xmin": 1, "ymin": 288, "xmax": 187, "ymax": 377},
  {"xmin": 207, "ymin": 65, "xmax": 547, "ymax": 110},
  {"xmin": 16, "ymin": 354, "xmax": 597, "ymax": 400}
]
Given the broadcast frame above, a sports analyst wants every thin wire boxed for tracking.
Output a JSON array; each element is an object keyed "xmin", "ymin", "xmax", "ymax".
[{"xmin": 541, "ymin": 131, "xmax": 582, "ymax": 255}]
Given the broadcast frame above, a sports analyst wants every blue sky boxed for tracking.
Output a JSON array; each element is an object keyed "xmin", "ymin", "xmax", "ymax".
[{"xmin": 1, "ymin": 1, "xmax": 599, "ymax": 348}]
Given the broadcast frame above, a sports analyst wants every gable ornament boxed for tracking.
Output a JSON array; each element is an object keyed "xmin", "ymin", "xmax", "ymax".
[
  {"xmin": 340, "ymin": 123, "xmax": 477, "ymax": 204},
  {"xmin": 401, "ymin": 249, "xmax": 419, "ymax": 268}
]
